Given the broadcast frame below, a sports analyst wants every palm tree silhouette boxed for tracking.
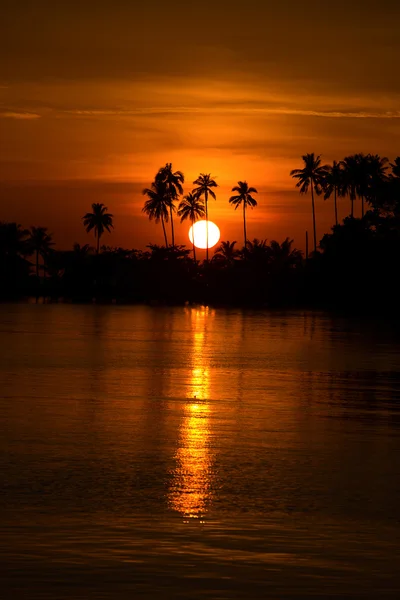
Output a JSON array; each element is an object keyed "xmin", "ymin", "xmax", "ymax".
[
  {"xmin": 142, "ymin": 180, "xmax": 170, "ymax": 247},
  {"xmin": 322, "ymin": 161, "xmax": 344, "ymax": 226},
  {"xmin": 156, "ymin": 163, "xmax": 184, "ymax": 249},
  {"xmin": 341, "ymin": 155, "xmax": 360, "ymax": 218},
  {"xmin": 366, "ymin": 154, "xmax": 389, "ymax": 209},
  {"xmin": 82, "ymin": 203, "xmax": 114, "ymax": 254},
  {"xmin": 229, "ymin": 181, "xmax": 258, "ymax": 248},
  {"xmin": 28, "ymin": 226, "xmax": 54, "ymax": 277},
  {"xmin": 267, "ymin": 238, "xmax": 302, "ymax": 268},
  {"xmin": 193, "ymin": 174, "xmax": 218, "ymax": 261},
  {"xmin": 212, "ymin": 240, "xmax": 239, "ymax": 266},
  {"xmin": 290, "ymin": 153, "xmax": 327, "ymax": 253},
  {"xmin": 177, "ymin": 192, "xmax": 205, "ymax": 262},
  {"xmin": 391, "ymin": 157, "xmax": 400, "ymax": 178},
  {"xmin": 0, "ymin": 222, "xmax": 29, "ymax": 257}
]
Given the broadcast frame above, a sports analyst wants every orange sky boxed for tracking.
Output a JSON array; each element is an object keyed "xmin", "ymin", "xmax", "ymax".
[{"xmin": 1, "ymin": 0, "xmax": 400, "ymax": 251}]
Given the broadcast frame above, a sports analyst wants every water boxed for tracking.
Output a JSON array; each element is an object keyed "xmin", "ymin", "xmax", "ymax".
[{"xmin": 1, "ymin": 304, "xmax": 400, "ymax": 598}]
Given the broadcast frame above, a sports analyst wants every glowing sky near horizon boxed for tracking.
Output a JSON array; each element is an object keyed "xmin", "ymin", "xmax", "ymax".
[{"xmin": 1, "ymin": 0, "xmax": 400, "ymax": 250}]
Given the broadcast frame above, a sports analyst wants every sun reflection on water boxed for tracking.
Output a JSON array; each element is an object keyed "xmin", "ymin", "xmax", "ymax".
[{"xmin": 169, "ymin": 307, "xmax": 214, "ymax": 519}]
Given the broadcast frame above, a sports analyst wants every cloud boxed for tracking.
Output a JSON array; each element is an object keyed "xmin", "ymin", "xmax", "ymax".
[
  {"xmin": 0, "ymin": 111, "xmax": 41, "ymax": 120},
  {"xmin": 52, "ymin": 107, "xmax": 400, "ymax": 120}
]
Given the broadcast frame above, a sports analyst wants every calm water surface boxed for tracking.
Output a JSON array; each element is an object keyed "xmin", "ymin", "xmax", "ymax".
[{"xmin": 1, "ymin": 304, "xmax": 400, "ymax": 598}]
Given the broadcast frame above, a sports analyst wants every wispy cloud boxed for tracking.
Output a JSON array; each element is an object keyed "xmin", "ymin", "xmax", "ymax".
[
  {"xmin": 0, "ymin": 111, "xmax": 41, "ymax": 120},
  {"xmin": 60, "ymin": 107, "xmax": 400, "ymax": 119}
]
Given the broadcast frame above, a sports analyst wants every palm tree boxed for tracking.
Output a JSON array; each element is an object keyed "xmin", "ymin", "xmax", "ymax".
[
  {"xmin": 212, "ymin": 240, "xmax": 239, "ymax": 267},
  {"xmin": 156, "ymin": 163, "xmax": 184, "ymax": 248},
  {"xmin": 0, "ymin": 222, "xmax": 29, "ymax": 257},
  {"xmin": 290, "ymin": 153, "xmax": 328, "ymax": 253},
  {"xmin": 28, "ymin": 226, "xmax": 54, "ymax": 277},
  {"xmin": 341, "ymin": 155, "xmax": 360, "ymax": 218},
  {"xmin": 142, "ymin": 180, "xmax": 170, "ymax": 247},
  {"xmin": 366, "ymin": 154, "xmax": 389, "ymax": 209},
  {"xmin": 177, "ymin": 192, "xmax": 205, "ymax": 262},
  {"xmin": 193, "ymin": 173, "xmax": 218, "ymax": 261},
  {"xmin": 322, "ymin": 161, "xmax": 343, "ymax": 226},
  {"xmin": 229, "ymin": 181, "xmax": 258, "ymax": 248},
  {"xmin": 391, "ymin": 157, "xmax": 400, "ymax": 179},
  {"xmin": 82, "ymin": 203, "xmax": 113, "ymax": 253},
  {"xmin": 267, "ymin": 238, "xmax": 302, "ymax": 269}
]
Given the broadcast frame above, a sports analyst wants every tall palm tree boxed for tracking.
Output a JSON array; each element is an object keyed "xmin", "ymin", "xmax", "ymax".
[
  {"xmin": 290, "ymin": 153, "xmax": 328, "ymax": 253},
  {"xmin": 142, "ymin": 180, "xmax": 170, "ymax": 247},
  {"xmin": 177, "ymin": 192, "xmax": 205, "ymax": 262},
  {"xmin": 212, "ymin": 240, "xmax": 239, "ymax": 267},
  {"xmin": 82, "ymin": 203, "xmax": 113, "ymax": 254},
  {"xmin": 322, "ymin": 161, "xmax": 343, "ymax": 226},
  {"xmin": 366, "ymin": 154, "xmax": 389, "ymax": 209},
  {"xmin": 156, "ymin": 163, "xmax": 184, "ymax": 248},
  {"xmin": 229, "ymin": 181, "xmax": 258, "ymax": 248},
  {"xmin": 28, "ymin": 226, "xmax": 54, "ymax": 277},
  {"xmin": 193, "ymin": 173, "xmax": 218, "ymax": 261},
  {"xmin": 341, "ymin": 155, "xmax": 360, "ymax": 218}
]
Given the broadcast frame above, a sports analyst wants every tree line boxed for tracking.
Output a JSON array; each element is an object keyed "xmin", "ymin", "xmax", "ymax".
[{"xmin": 1, "ymin": 152, "xmax": 400, "ymax": 310}]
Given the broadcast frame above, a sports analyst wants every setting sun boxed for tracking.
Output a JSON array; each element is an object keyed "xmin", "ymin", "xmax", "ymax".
[{"xmin": 189, "ymin": 220, "xmax": 220, "ymax": 250}]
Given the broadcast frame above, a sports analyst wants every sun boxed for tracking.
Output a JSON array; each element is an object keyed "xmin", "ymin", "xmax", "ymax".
[{"xmin": 189, "ymin": 220, "xmax": 220, "ymax": 250}]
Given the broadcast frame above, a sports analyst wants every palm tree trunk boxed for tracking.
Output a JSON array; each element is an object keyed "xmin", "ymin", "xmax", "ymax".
[
  {"xmin": 205, "ymin": 189, "xmax": 209, "ymax": 262},
  {"xmin": 351, "ymin": 193, "xmax": 354, "ymax": 218},
  {"xmin": 36, "ymin": 249, "xmax": 39, "ymax": 278},
  {"xmin": 161, "ymin": 215, "xmax": 168, "ymax": 247},
  {"xmin": 334, "ymin": 186, "xmax": 338, "ymax": 226},
  {"xmin": 361, "ymin": 195, "xmax": 364, "ymax": 218},
  {"xmin": 192, "ymin": 218, "xmax": 196, "ymax": 262},
  {"xmin": 170, "ymin": 206, "xmax": 175, "ymax": 249},
  {"xmin": 96, "ymin": 231, "xmax": 100, "ymax": 254},
  {"xmin": 311, "ymin": 184, "xmax": 317, "ymax": 253},
  {"xmin": 243, "ymin": 202, "xmax": 247, "ymax": 249}
]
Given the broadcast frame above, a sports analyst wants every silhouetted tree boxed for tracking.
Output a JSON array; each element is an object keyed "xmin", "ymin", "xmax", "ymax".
[
  {"xmin": 27, "ymin": 226, "xmax": 54, "ymax": 277},
  {"xmin": 267, "ymin": 238, "xmax": 302, "ymax": 268},
  {"xmin": 193, "ymin": 173, "xmax": 218, "ymax": 261},
  {"xmin": 0, "ymin": 222, "xmax": 30, "ymax": 294},
  {"xmin": 229, "ymin": 181, "xmax": 258, "ymax": 248},
  {"xmin": 156, "ymin": 163, "xmax": 184, "ymax": 248},
  {"xmin": 142, "ymin": 181, "xmax": 170, "ymax": 247},
  {"xmin": 391, "ymin": 157, "xmax": 400, "ymax": 179},
  {"xmin": 322, "ymin": 160, "xmax": 344, "ymax": 226},
  {"xmin": 212, "ymin": 240, "xmax": 239, "ymax": 266},
  {"xmin": 178, "ymin": 192, "xmax": 205, "ymax": 262},
  {"xmin": 0, "ymin": 222, "xmax": 29, "ymax": 257},
  {"xmin": 82, "ymin": 203, "xmax": 113, "ymax": 253},
  {"xmin": 290, "ymin": 154, "xmax": 327, "ymax": 253}
]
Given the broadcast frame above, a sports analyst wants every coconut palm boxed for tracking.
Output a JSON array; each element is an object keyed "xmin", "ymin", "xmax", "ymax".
[
  {"xmin": 142, "ymin": 180, "xmax": 170, "ymax": 247},
  {"xmin": 290, "ymin": 154, "xmax": 328, "ymax": 253},
  {"xmin": 366, "ymin": 154, "xmax": 389, "ymax": 208},
  {"xmin": 341, "ymin": 155, "xmax": 361, "ymax": 218},
  {"xmin": 28, "ymin": 226, "xmax": 54, "ymax": 277},
  {"xmin": 267, "ymin": 238, "xmax": 302, "ymax": 269},
  {"xmin": 322, "ymin": 161, "xmax": 344, "ymax": 226},
  {"xmin": 391, "ymin": 157, "xmax": 400, "ymax": 179},
  {"xmin": 229, "ymin": 181, "xmax": 258, "ymax": 248},
  {"xmin": 212, "ymin": 240, "xmax": 239, "ymax": 267},
  {"xmin": 82, "ymin": 203, "xmax": 113, "ymax": 253},
  {"xmin": 193, "ymin": 173, "xmax": 218, "ymax": 261},
  {"xmin": 156, "ymin": 163, "xmax": 184, "ymax": 249},
  {"xmin": 177, "ymin": 192, "xmax": 205, "ymax": 262},
  {"xmin": 0, "ymin": 222, "xmax": 29, "ymax": 257}
]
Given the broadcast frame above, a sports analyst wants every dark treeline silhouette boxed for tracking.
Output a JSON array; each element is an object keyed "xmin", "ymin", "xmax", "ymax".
[{"xmin": 1, "ymin": 154, "xmax": 400, "ymax": 311}]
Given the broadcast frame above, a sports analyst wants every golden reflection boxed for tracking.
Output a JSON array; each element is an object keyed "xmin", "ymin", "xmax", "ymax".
[
  {"xmin": 169, "ymin": 307, "xmax": 214, "ymax": 519},
  {"xmin": 169, "ymin": 402, "xmax": 212, "ymax": 519}
]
